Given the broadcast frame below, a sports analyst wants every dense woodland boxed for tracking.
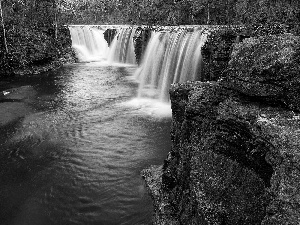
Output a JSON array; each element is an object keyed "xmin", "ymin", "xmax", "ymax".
[
  {"xmin": 0, "ymin": 0, "xmax": 300, "ymax": 76},
  {"xmin": 61, "ymin": 0, "xmax": 300, "ymax": 26},
  {"xmin": 2, "ymin": 0, "xmax": 299, "ymax": 25},
  {"xmin": 1, "ymin": 0, "xmax": 299, "ymax": 33}
]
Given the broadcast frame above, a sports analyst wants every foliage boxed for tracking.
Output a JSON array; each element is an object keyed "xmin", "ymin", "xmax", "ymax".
[
  {"xmin": 1, "ymin": 0, "xmax": 300, "ymax": 36},
  {"xmin": 0, "ymin": 0, "xmax": 75, "ymax": 76},
  {"xmin": 50, "ymin": 0, "xmax": 300, "ymax": 27}
]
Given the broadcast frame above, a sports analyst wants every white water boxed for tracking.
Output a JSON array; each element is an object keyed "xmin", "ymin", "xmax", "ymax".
[
  {"xmin": 68, "ymin": 26, "xmax": 109, "ymax": 62},
  {"xmin": 108, "ymin": 28, "xmax": 137, "ymax": 65},
  {"xmin": 135, "ymin": 29, "xmax": 208, "ymax": 102},
  {"xmin": 69, "ymin": 26, "xmax": 137, "ymax": 66}
]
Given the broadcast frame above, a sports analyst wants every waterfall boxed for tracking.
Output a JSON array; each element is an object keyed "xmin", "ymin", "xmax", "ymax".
[
  {"xmin": 108, "ymin": 28, "xmax": 137, "ymax": 65},
  {"xmin": 135, "ymin": 29, "xmax": 208, "ymax": 102},
  {"xmin": 69, "ymin": 26, "xmax": 109, "ymax": 62}
]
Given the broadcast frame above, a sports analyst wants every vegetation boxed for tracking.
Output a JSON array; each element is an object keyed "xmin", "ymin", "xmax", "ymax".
[
  {"xmin": 0, "ymin": 0, "xmax": 76, "ymax": 76},
  {"xmin": 57, "ymin": 0, "xmax": 300, "ymax": 27}
]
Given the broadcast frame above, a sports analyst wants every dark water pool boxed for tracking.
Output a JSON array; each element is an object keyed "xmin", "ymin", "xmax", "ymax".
[{"xmin": 0, "ymin": 62, "xmax": 171, "ymax": 225}]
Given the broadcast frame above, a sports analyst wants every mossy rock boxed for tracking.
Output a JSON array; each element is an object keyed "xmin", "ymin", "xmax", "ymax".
[{"xmin": 222, "ymin": 34, "xmax": 300, "ymax": 112}]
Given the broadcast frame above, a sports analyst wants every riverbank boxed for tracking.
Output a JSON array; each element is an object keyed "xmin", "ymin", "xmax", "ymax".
[{"xmin": 0, "ymin": 26, "xmax": 76, "ymax": 77}]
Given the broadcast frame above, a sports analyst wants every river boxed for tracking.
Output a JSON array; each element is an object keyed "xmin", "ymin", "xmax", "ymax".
[{"xmin": 0, "ymin": 62, "xmax": 172, "ymax": 225}]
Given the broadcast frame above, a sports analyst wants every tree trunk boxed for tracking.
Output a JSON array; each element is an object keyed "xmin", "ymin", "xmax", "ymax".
[
  {"xmin": 54, "ymin": 11, "xmax": 58, "ymax": 39},
  {"xmin": 0, "ymin": 0, "xmax": 8, "ymax": 54},
  {"xmin": 207, "ymin": 2, "xmax": 210, "ymax": 24},
  {"xmin": 226, "ymin": 0, "xmax": 229, "ymax": 24},
  {"xmin": 54, "ymin": 0, "xmax": 59, "ymax": 40}
]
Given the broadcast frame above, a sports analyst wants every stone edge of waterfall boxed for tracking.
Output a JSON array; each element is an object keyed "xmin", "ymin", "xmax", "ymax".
[{"xmin": 142, "ymin": 33, "xmax": 300, "ymax": 224}]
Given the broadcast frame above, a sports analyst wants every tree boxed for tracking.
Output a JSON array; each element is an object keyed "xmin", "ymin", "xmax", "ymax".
[{"xmin": 0, "ymin": 0, "xmax": 8, "ymax": 53}]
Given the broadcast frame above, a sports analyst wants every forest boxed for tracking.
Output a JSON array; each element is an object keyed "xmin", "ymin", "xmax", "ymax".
[
  {"xmin": 0, "ymin": 0, "xmax": 300, "ymax": 76},
  {"xmin": 1, "ymin": 0, "xmax": 300, "ymax": 31},
  {"xmin": 61, "ymin": 0, "xmax": 300, "ymax": 26}
]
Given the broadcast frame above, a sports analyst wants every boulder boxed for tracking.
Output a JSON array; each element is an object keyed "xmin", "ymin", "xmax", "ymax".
[{"xmin": 222, "ymin": 34, "xmax": 300, "ymax": 112}]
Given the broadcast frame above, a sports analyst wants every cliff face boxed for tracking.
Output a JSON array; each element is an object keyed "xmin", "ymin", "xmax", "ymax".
[{"xmin": 142, "ymin": 34, "xmax": 300, "ymax": 224}]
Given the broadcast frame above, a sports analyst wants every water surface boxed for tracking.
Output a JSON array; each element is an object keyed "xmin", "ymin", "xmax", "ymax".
[{"xmin": 0, "ymin": 62, "xmax": 171, "ymax": 225}]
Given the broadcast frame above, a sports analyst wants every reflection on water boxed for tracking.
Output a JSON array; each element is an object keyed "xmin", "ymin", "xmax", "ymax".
[{"xmin": 0, "ymin": 62, "xmax": 171, "ymax": 225}]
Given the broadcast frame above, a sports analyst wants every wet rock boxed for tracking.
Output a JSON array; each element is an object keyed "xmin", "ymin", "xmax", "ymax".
[
  {"xmin": 133, "ymin": 27, "xmax": 152, "ymax": 65},
  {"xmin": 103, "ymin": 29, "xmax": 117, "ymax": 46}
]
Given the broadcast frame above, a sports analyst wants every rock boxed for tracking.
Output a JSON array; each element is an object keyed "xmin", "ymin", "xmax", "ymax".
[
  {"xmin": 166, "ymin": 82, "xmax": 272, "ymax": 224},
  {"xmin": 221, "ymin": 34, "xmax": 300, "ymax": 112},
  {"xmin": 103, "ymin": 29, "xmax": 117, "ymax": 46},
  {"xmin": 143, "ymin": 80, "xmax": 300, "ymax": 224},
  {"xmin": 201, "ymin": 27, "xmax": 243, "ymax": 81},
  {"xmin": 141, "ymin": 165, "xmax": 179, "ymax": 225},
  {"xmin": 133, "ymin": 27, "xmax": 152, "ymax": 65},
  {"xmin": 258, "ymin": 111, "xmax": 300, "ymax": 225}
]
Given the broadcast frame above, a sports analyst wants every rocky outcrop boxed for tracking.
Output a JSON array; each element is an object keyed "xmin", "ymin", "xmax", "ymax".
[
  {"xmin": 222, "ymin": 34, "xmax": 300, "ymax": 112},
  {"xmin": 200, "ymin": 24, "xmax": 294, "ymax": 83},
  {"xmin": 142, "ymin": 34, "xmax": 300, "ymax": 224}
]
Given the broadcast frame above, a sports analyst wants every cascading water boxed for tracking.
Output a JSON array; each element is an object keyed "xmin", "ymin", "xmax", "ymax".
[
  {"xmin": 135, "ymin": 28, "xmax": 208, "ymax": 102},
  {"xmin": 69, "ymin": 26, "xmax": 109, "ymax": 62},
  {"xmin": 108, "ymin": 28, "xmax": 137, "ymax": 65}
]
